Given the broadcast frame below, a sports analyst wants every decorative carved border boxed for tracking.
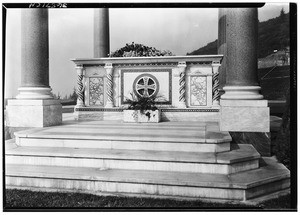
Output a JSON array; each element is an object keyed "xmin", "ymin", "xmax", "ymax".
[
  {"xmin": 75, "ymin": 107, "xmax": 219, "ymax": 112},
  {"xmin": 116, "ymin": 63, "xmax": 177, "ymax": 67},
  {"xmin": 121, "ymin": 69, "xmax": 172, "ymax": 105},
  {"xmin": 75, "ymin": 107, "xmax": 124, "ymax": 112},
  {"xmin": 161, "ymin": 109, "xmax": 219, "ymax": 112},
  {"xmin": 82, "ymin": 61, "xmax": 212, "ymax": 68}
]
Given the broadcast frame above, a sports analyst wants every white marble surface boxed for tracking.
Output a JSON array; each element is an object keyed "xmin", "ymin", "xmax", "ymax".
[
  {"xmin": 6, "ymin": 99, "xmax": 62, "ymax": 127},
  {"xmin": 7, "ymin": 99, "xmax": 61, "ymax": 106},
  {"xmin": 123, "ymin": 110, "xmax": 161, "ymax": 123},
  {"xmin": 75, "ymin": 56, "xmax": 222, "ymax": 110},
  {"xmin": 220, "ymin": 106, "xmax": 270, "ymax": 132},
  {"xmin": 6, "ymin": 156, "xmax": 290, "ymax": 201},
  {"xmin": 161, "ymin": 111, "xmax": 220, "ymax": 122}
]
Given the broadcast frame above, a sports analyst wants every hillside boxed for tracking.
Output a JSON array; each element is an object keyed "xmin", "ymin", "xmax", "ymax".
[
  {"xmin": 187, "ymin": 39, "xmax": 218, "ymax": 56},
  {"xmin": 187, "ymin": 11, "xmax": 289, "ymax": 58},
  {"xmin": 258, "ymin": 65, "xmax": 290, "ymax": 100}
]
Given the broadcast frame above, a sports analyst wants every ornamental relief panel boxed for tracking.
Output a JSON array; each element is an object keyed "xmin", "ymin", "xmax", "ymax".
[
  {"xmin": 89, "ymin": 77, "xmax": 104, "ymax": 106},
  {"xmin": 190, "ymin": 76, "xmax": 207, "ymax": 106}
]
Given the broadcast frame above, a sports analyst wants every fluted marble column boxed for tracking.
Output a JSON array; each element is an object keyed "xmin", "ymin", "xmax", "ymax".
[
  {"xmin": 94, "ymin": 8, "xmax": 110, "ymax": 58},
  {"xmin": 221, "ymin": 8, "xmax": 263, "ymax": 100}
]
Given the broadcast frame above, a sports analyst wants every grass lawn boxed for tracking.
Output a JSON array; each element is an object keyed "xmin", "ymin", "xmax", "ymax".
[{"xmin": 4, "ymin": 189, "xmax": 292, "ymax": 211}]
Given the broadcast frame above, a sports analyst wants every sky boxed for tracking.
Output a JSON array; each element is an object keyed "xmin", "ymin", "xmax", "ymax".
[{"xmin": 4, "ymin": 3, "xmax": 290, "ymax": 98}]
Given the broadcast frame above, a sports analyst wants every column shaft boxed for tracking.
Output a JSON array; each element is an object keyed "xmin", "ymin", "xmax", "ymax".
[
  {"xmin": 226, "ymin": 8, "xmax": 258, "ymax": 86},
  {"xmin": 17, "ymin": 9, "xmax": 52, "ymax": 99},
  {"xmin": 105, "ymin": 63, "xmax": 114, "ymax": 108},
  {"xmin": 218, "ymin": 8, "xmax": 227, "ymax": 91},
  {"xmin": 21, "ymin": 9, "xmax": 49, "ymax": 88},
  {"xmin": 76, "ymin": 65, "xmax": 85, "ymax": 107},
  {"xmin": 212, "ymin": 64, "xmax": 221, "ymax": 106},
  {"xmin": 94, "ymin": 8, "xmax": 110, "ymax": 58},
  {"xmin": 221, "ymin": 8, "xmax": 263, "ymax": 100},
  {"xmin": 177, "ymin": 62, "xmax": 187, "ymax": 108}
]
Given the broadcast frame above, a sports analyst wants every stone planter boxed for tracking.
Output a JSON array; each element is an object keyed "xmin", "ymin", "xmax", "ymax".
[{"xmin": 123, "ymin": 110, "xmax": 161, "ymax": 123}]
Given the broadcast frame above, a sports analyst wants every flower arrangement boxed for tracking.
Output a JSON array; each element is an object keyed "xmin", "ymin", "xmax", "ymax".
[
  {"xmin": 110, "ymin": 42, "xmax": 174, "ymax": 57},
  {"xmin": 125, "ymin": 93, "xmax": 159, "ymax": 113},
  {"xmin": 123, "ymin": 93, "xmax": 163, "ymax": 123}
]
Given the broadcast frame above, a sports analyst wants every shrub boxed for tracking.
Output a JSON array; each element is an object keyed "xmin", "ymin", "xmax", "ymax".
[
  {"xmin": 272, "ymin": 88, "xmax": 290, "ymax": 169},
  {"xmin": 124, "ymin": 93, "xmax": 159, "ymax": 113},
  {"xmin": 110, "ymin": 42, "xmax": 174, "ymax": 57}
]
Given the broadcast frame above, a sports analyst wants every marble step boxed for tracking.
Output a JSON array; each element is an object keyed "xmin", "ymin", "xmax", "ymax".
[
  {"xmin": 14, "ymin": 121, "xmax": 231, "ymax": 153},
  {"xmin": 5, "ymin": 157, "xmax": 290, "ymax": 201},
  {"xmin": 6, "ymin": 144, "xmax": 260, "ymax": 174}
]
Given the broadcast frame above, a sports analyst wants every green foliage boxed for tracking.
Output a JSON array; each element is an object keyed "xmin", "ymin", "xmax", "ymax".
[
  {"xmin": 280, "ymin": 8, "xmax": 285, "ymax": 18},
  {"xmin": 124, "ymin": 93, "xmax": 159, "ymax": 113},
  {"xmin": 187, "ymin": 12, "xmax": 290, "ymax": 59},
  {"xmin": 110, "ymin": 42, "xmax": 174, "ymax": 57},
  {"xmin": 69, "ymin": 87, "xmax": 78, "ymax": 101},
  {"xmin": 272, "ymin": 89, "xmax": 290, "ymax": 169},
  {"xmin": 258, "ymin": 66, "xmax": 290, "ymax": 100},
  {"xmin": 258, "ymin": 12, "xmax": 289, "ymax": 58},
  {"xmin": 52, "ymin": 92, "xmax": 61, "ymax": 100}
]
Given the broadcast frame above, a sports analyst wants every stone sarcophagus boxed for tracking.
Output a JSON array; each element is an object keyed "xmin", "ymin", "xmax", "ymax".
[{"xmin": 72, "ymin": 55, "xmax": 223, "ymax": 121}]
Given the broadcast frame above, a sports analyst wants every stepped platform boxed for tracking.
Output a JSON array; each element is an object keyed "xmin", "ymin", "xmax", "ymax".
[{"xmin": 5, "ymin": 120, "xmax": 290, "ymax": 202}]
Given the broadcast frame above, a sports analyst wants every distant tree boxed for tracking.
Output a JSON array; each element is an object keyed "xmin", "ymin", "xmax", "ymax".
[
  {"xmin": 70, "ymin": 87, "xmax": 78, "ymax": 101},
  {"xmin": 52, "ymin": 92, "xmax": 61, "ymax": 100},
  {"xmin": 280, "ymin": 8, "xmax": 285, "ymax": 17}
]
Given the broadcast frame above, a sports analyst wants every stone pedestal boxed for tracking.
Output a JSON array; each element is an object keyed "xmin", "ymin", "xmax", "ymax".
[
  {"xmin": 220, "ymin": 100, "xmax": 269, "ymax": 132},
  {"xmin": 6, "ymin": 100, "xmax": 62, "ymax": 127}
]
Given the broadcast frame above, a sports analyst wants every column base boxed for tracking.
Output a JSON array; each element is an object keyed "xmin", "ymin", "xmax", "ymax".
[
  {"xmin": 220, "ymin": 100, "xmax": 270, "ymax": 132},
  {"xmin": 221, "ymin": 86, "xmax": 264, "ymax": 100},
  {"xmin": 177, "ymin": 101, "xmax": 187, "ymax": 108},
  {"xmin": 212, "ymin": 100, "xmax": 220, "ymax": 106},
  {"xmin": 5, "ymin": 99, "xmax": 62, "ymax": 127},
  {"xmin": 105, "ymin": 101, "xmax": 114, "ymax": 108},
  {"xmin": 75, "ymin": 99, "xmax": 85, "ymax": 108},
  {"xmin": 16, "ymin": 87, "xmax": 53, "ymax": 99}
]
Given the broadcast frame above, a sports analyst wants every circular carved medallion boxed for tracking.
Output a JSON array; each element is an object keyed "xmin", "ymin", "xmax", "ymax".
[{"xmin": 133, "ymin": 73, "xmax": 159, "ymax": 98}]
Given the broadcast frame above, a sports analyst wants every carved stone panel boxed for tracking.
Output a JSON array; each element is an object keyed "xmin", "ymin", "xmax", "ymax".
[
  {"xmin": 190, "ymin": 76, "xmax": 207, "ymax": 106},
  {"xmin": 89, "ymin": 77, "xmax": 104, "ymax": 106}
]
